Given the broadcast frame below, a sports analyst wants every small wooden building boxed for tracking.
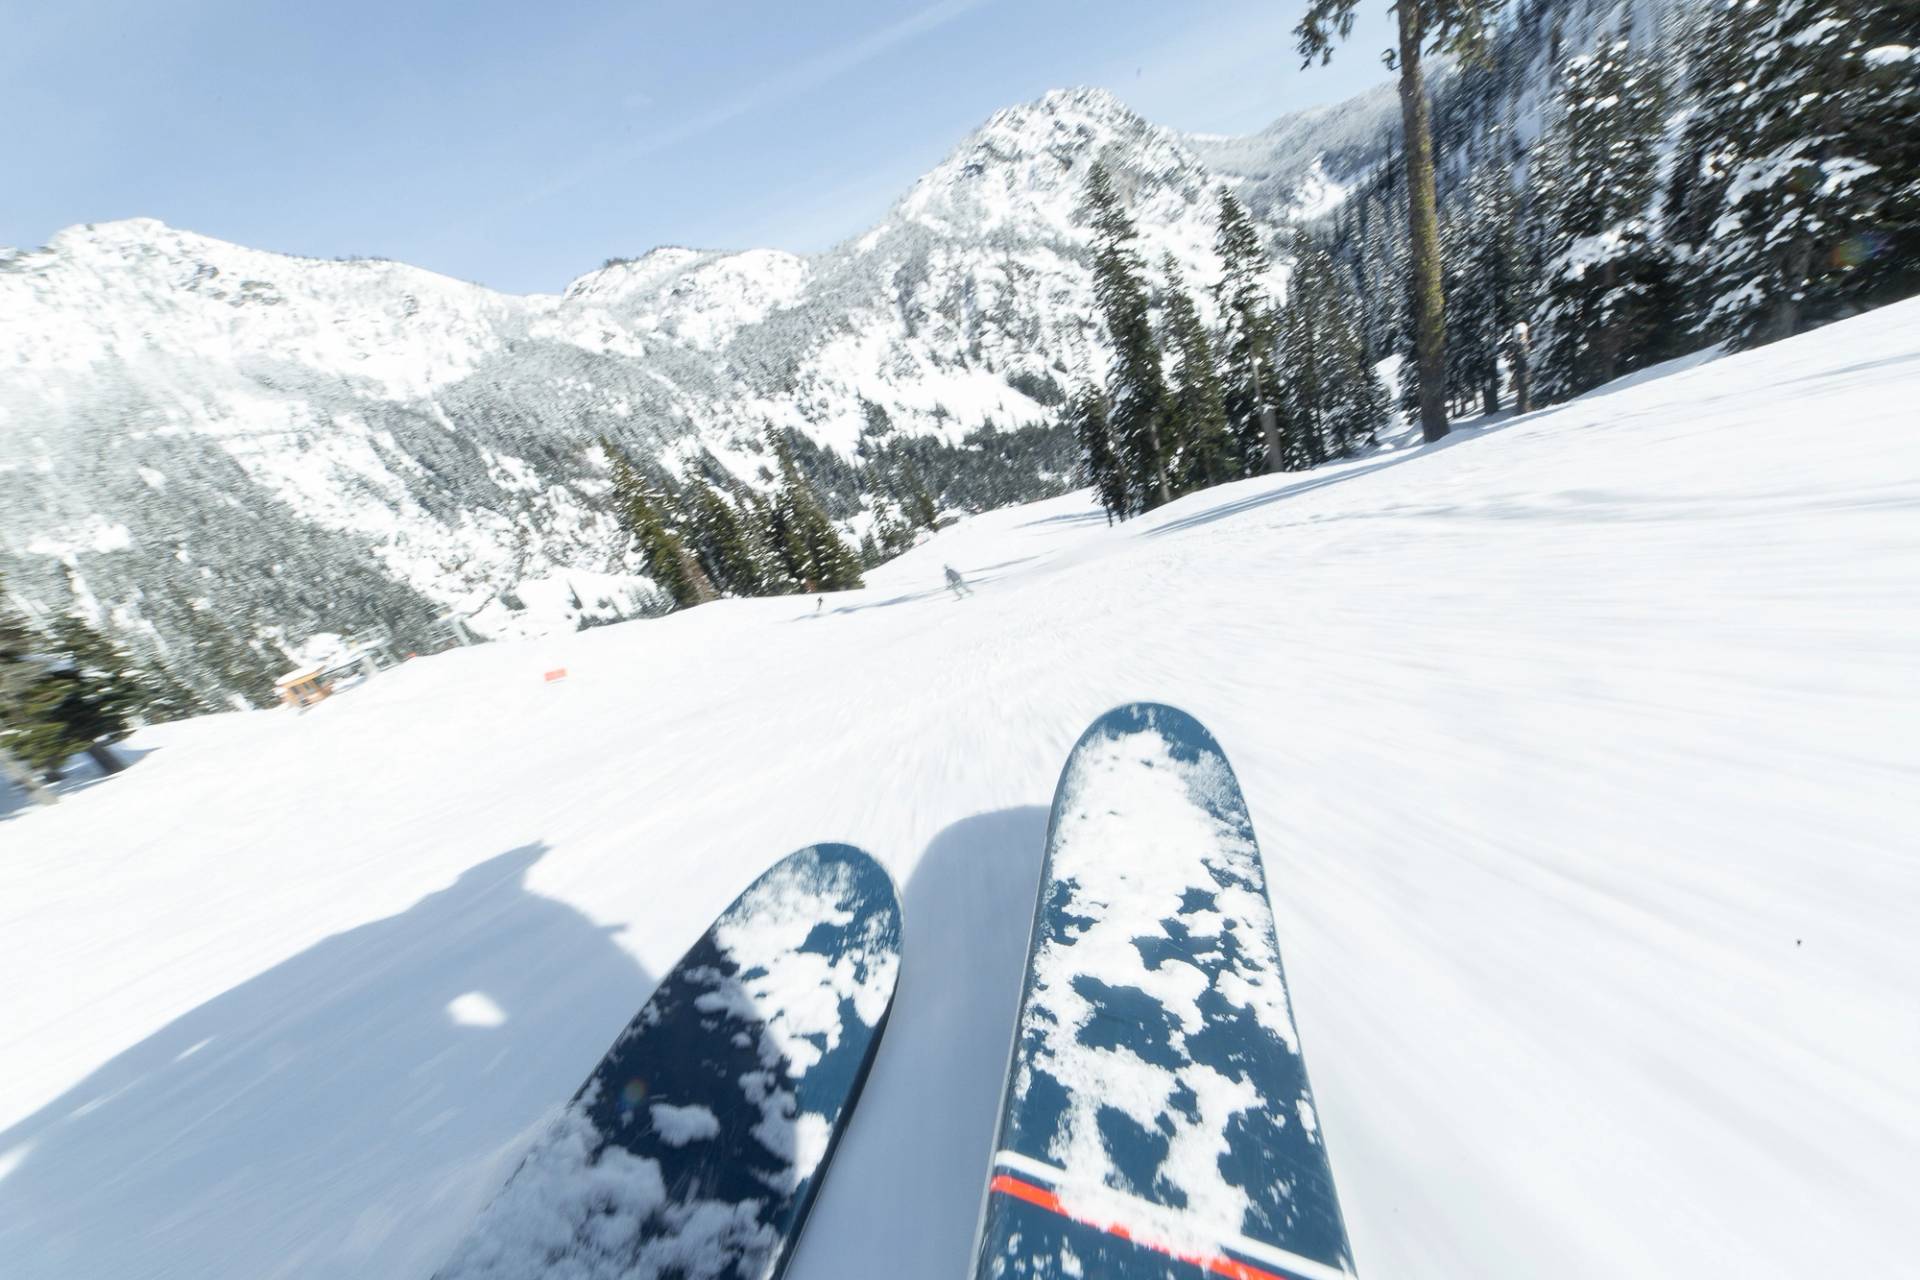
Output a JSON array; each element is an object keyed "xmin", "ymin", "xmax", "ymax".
[{"xmin": 275, "ymin": 665, "xmax": 332, "ymax": 709}]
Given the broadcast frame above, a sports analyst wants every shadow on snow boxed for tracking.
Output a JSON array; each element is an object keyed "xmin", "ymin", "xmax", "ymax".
[
  {"xmin": 1146, "ymin": 414, "xmax": 1541, "ymax": 540},
  {"xmin": 0, "ymin": 842, "xmax": 655, "ymax": 1280},
  {"xmin": 789, "ymin": 805, "xmax": 1050, "ymax": 1280},
  {"xmin": 0, "ymin": 743, "xmax": 159, "ymax": 823}
]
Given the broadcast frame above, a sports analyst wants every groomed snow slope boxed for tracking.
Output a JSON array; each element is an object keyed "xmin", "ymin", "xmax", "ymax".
[{"xmin": 3, "ymin": 299, "xmax": 1917, "ymax": 1280}]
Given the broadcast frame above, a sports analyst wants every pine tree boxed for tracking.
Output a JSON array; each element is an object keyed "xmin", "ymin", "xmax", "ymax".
[
  {"xmin": 9, "ymin": 658, "xmax": 130, "ymax": 775},
  {"xmin": 1282, "ymin": 234, "xmax": 1390, "ymax": 462},
  {"xmin": 896, "ymin": 453, "xmax": 939, "ymax": 530},
  {"xmin": 0, "ymin": 582, "xmax": 58, "ymax": 796},
  {"xmin": 1213, "ymin": 188, "xmax": 1287, "ymax": 474},
  {"xmin": 1280, "ymin": 240, "xmax": 1336, "ymax": 469},
  {"xmin": 607, "ymin": 443, "xmax": 716, "ymax": 610},
  {"xmin": 1534, "ymin": 37, "xmax": 1678, "ymax": 401},
  {"xmin": 0, "ymin": 606, "xmax": 132, "ymax": 778},
  {"xmin": 1355, "ymin": 189, "xmax": 1411, "ymax": 362},
  {"xmin": 135, "ymin": 653, "xmax": 215, "ymax": 724},
  {"xmin": 1451, "ymin": 158, "xmax": 1531, "ymax": 414},
  {"xmin": 1159, "ymin": 256, "xmax": 1236, "ymax": 493},
  {"xmin": 1069, "ymin": 385, "xmax": 1128, "ymax": 523},
  {"xmin": 49, "ymin": 616, "xmax": 142, "ymax": 734},
  {"xmin": 1685, "ymin": 0, "xmax": 1920, "ymax": 346},
  {"xmin": 1085, "ymin": 161, "xmax": 1172, "ymax": 512},
  {"xmin": 179, "ymin": 611, "xmax": 290, "ymax": 709},
  {"xmin": 1296, "ymin": 0, "xmax": 1504, "ymax": 443},
  {"xmin": 682, "ymin": 474, "xmax": 771, "ymax": 598},
  {"xmin": 768, "ymin": 429, "xmax": 864, "ymax": 593},
  {"xmin": 866, "ymin": 495, "xmax": 917, "ymax": 563}
]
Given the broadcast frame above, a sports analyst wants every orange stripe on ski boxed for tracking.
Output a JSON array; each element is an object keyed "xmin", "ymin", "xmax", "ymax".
[{"xmin": 987, "ymin": 1173, "xmax": 1302, "ymax": 1280}]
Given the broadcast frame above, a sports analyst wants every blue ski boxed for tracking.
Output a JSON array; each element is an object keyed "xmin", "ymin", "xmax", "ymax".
[
  {"xmin": 439, "ymin": 843, "xmax": 901, "ymax": 1280},
  {"xmin": 972, "ymin": 704, "xmax": 1355, "ymax": 1280}
]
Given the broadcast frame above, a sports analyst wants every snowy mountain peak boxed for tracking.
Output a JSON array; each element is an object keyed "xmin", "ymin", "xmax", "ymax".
[
  {"xmin": 996, "ymin": 85, "xmax": 1146, "ymax": 132},
  {"xmin": 0, "ymin": 70, "xmax": 1413, "ymax": 675},
  {"xmin": 885, "ymin": 85, "xmax": 1212, "ymax": 247},
  {"xmin": 562, "ymin": 246, "xmax": 712, "ymax": 301}
]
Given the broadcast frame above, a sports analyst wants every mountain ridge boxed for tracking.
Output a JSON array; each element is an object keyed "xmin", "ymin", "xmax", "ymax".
[
  {"xmin": 8, "ymin": 0, "xmax": 1655, "ymax": 702},
  {"xmin": 2, "ymin": 79, "xmax": 1358, "ymax": 698}
]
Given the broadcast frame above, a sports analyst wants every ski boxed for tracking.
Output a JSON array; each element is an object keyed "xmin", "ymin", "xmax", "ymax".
[
  {"xmin": 971, "ymin": 703, "xmax": 1355, "ymax": 1279},
  {"xmin": 438, "ymin": 842, "xmax": 902, "ymax": 1280}
]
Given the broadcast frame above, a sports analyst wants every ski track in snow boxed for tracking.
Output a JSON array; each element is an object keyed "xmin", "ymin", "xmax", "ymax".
[{"xmin": 2, "ymin": 299, "xmax": 1918, "ymax": 1280}]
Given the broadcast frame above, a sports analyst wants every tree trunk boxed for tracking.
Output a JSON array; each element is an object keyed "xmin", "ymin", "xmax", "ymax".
[
  {"xmin": 1146, "ymin": 413, "xmax": 1173, "ymax": 507},
  {"xmin": 1260, "ymin": 404, "xmax": 1284, "ymax": 473},
  {"xmin": 1483, "ymin": 381, "xmax": 1497, "ymax": 416},
  {"xmin": 1594, "ymin": 260, "xmax": 1623, "ymax": 386},
  {"xmin": 86, "ymin": 741, "xmax": 125, "ymax": 775},
  {"xmin": 0, "ymin": 747, "xmax": 55, "ymax": 805},
  {"xmin": 1396, "ymin": 4, "xmax": 1450, "ymax": 444},
  {"xmin": 1768, "ymin": 236, "xmax": 1815, "ymax": 343},
  {"xmin": 1511, "ymin": 324, "xmax": 1533, "ymax": 414}
]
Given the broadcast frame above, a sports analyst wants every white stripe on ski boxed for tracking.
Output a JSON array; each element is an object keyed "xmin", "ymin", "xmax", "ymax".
[{"xmin": 991, "ymin": 1149, "xmax": 1355, "ymax": 1280}]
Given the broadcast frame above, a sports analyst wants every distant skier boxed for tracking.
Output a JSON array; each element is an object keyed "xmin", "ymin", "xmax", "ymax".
[{"xmin": 944, "ymin": 565, "xmax": 973, "ymax": 599}]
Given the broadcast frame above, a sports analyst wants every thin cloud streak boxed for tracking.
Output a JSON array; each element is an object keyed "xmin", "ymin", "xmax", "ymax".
[{"xmin": 488, "ymin": 0, "xmax": 991, "ymax": 226}]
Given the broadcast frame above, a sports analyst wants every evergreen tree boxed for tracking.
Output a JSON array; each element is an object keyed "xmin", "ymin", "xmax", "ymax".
[
  {"xmin": 1451, "ymin": 158, "xmax": 1531, "ymax": 414},
  {"xmin": 124, "ymin": 643, "xmax": 213, "ymax": 724},
  {"xmin": 767, "ymin": 430, "xmax": 864, "ymax": 592},
  {"xmin": 607, "ymin": 443, "xmax": 716, "ymax": 610},
  {"xmin": 1159, "ymin": 256, "xmax": 1236, "ymax": 492},
  {"xmin": 48, "ymin": 616, "xmax": 143, "ymax": 733},
  {"xmin": 1068, "ymin": 385, "xmax": 1128, "ymax": 523},
  {"xmin": 1534, "ymin": 37, "xmax": 1678, "ymax": 401},
  {"xmin": 865, "ymin": 495, "xmax": 918, "ymax": 563},
  {"xmin": 0, "ymin": 603, "xmax": 131, "ymax": 777},
  {"xmin": 1684, "ymin": 0, "xmax": 1920, "ymax": 346},
  {"xmin": 179, "ymin": 610, "xmax": 291, "ymax": 709},
  {"xmin": 1296, "ymin": 0, "xmax": 1504, "ymax": 443},
  {"xmin": 896, "ymin": 453, "xmax": 939, "ymax": 530},
  {"xmin": 1355, "ymin": 189, "xmax": 1411, "ymax": 362},
  {"xmin": 1085, "ymin": 162, "xmax": 1172, "ymax": 512},
  {"xmin": 12, "ymin": 660, "xmax": 131, "ymax": 775},
  {"xmin": 0, "ymin": 582, "xmax": 56, "ymax": 795},
  {"xmin": 682, "ymin": 474, "xmax": 771, "ymax": 598},
  {"xmin": 1213, "ymin": 188, "xmax": 1287, "ymax": 474},
  {"xmin": 1282, "ymin": 234, "xmax": 1390, "ymax": 462},
  {"xmin": 1437, "ymin": 202, "xmax": 1477, "ymax": 416}
]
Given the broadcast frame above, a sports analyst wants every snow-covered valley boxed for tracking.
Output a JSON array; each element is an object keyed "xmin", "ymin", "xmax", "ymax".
[{"xmin": 3, "ymin": 295, "xmax": 1915, "ymax": 1278}]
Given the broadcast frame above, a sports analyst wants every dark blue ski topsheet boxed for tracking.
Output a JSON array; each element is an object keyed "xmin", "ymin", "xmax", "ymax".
[
  {"xmin": 438, "ymin": 843, "xmax": 901, "ymax": 1280},
  {"xmin": 972, "ymin": 704, "xmax": 1354, "ymax": 1280}
]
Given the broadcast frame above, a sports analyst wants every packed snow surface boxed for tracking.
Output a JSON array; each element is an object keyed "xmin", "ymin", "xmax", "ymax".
[{"xmin": 3, "ymin": 299, "xmax": 1918, "ymax": 1280}]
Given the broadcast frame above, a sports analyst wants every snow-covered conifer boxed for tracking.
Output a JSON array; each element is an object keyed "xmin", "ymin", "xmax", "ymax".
[
  {"xmin": 1534, "ymin": 36, "xmax": 1679, "ymax": 400},
  {"xmin": 1068, "ymin": 386, "xmax": 1128, "ymax": 524},
  {"xmin": 1085, "ymin": 162, "xmax": 1173, "ymax": 512},
  {"xmin": 1159, "ymin": 256, "xmax": 1236, "ymax": 493},
  {"xmin": 1684, "ymin": 0, "xmax": 1920, "ymax": 346},
  {"xmin": 1213, "ymin": 188, "xmax": 1287, "ymax": 475}
]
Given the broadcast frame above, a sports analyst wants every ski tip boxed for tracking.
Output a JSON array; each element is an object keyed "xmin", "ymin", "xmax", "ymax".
[
  {"xmin": 799, "ymin": 840, "xmax": 902, "ymax": 909},
  {"xmin": 1072, "ymin": 702, "xmax": 1229, "ymax": 763},
  {"xmin": 721, "ymin": 843, "xmax": 904, "ymax": 953}
]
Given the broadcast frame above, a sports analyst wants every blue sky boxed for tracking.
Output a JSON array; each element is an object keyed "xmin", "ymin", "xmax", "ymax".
[{"xmin": 7, "ymin": 0, "xmax": 1396, "ymax": 294}]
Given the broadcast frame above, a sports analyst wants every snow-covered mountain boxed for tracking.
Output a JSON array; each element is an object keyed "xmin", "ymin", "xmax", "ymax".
[
  {"xmin": 2, "ymin": 86, "xmax": 1356, "ymax": 677},
  {"xmin": 0, "ymin": 0, "xmax": 1675, "ymax": 685}
]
